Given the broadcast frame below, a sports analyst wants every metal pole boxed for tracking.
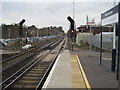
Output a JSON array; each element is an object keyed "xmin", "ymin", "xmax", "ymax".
[
  {"xmin": 89, "ymin": 25, "xmax": 92, "ymax": 51},
  {"xmin": 73, "ymin": 1, "xmax": 75, "ymax": 20},
  {"xmin": 100, "ymin": 18, "xmax": 103, "ymax": 66},
  {"xmin": 73, "ymin": 1, "xmax": 76, "ymax": 42},
  {"xmin": 8, "ymin": 28, "xmax": 10, "ymax": 48},
  {"xmin": 42, "ymin": 29, "xmax": 43, "ymax": 44},
  {"xmin": 113, "ymin": 1, "xmax": 116, "ymax": 49},
  {"xmin": 37, "ymin": 25, "xmax": 38, "ymax": 37},
  {"xmin": 113, "ymin": 23, "xmax": 116, "ymax": 49},
  {"xmin": 25, "ymin": 31, "xmax": 27, "ymax": 44},
  {"xmin": 111, "ymin": 23, "xmax": 116, "ymax": 71},
  {"xmin": 111, "ymin": 0, "xmax": 117, "ymax": 70},
  {"xmin": 117, "ymin": 3, "xmax": 120, "ymax": 80},
  {"xmin": 50, "ymin": 27, "xmax": 51, "ymax": 38},
  {"xmin": 114, "ymin": 0, "xmax": 116, "ymax": 6},
  {"xmin": 9, "ymin": 28, "xmax": 10, "ymax": 39}
]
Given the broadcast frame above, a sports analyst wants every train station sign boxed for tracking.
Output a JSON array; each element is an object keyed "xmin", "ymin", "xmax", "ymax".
[
  {"xmin": 101, "ymin": 5, "xmax": 118, "ymax": 25},
  {"xmin": 100, "ymin": 3, "xmax": 120, "ymax": 81}
]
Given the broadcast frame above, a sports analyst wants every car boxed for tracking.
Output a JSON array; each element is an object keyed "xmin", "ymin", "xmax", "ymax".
[{"xmin": 0, "ymin": 39, "xmax": 8, "ymax": 46}]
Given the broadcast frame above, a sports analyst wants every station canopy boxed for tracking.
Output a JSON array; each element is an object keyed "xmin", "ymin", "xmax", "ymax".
[{"xmin": 101, "ymin": 5, "xmax": 118, "ymax": 26}]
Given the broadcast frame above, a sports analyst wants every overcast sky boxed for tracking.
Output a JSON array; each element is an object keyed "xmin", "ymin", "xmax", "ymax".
[{"xmin": 1, "ymin": 0, "xmax": 120, "ymax": 32}]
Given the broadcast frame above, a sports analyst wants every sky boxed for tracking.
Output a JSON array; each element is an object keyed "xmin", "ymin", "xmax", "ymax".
[{"xmin": 1, "ymin": 0, "xmax": 120, "ymax": 32}]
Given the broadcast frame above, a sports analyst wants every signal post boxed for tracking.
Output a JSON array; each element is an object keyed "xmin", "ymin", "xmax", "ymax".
[
  {"xmin": 19, "ymin": 19, "xmax": 25, "ymax": 50},
  {"xmin": 67, "ymin": 16, "xmax": 76, "ymax": 51}
]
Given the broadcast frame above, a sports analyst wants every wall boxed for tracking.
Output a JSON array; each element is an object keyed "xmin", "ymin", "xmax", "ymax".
[
  {"xmin": 76, "ymin": 33, "xmax": 90, "ymax": 46},
  {"xmin": 76, "ymin": 32, "xmax": 118, "ymax": 51}
]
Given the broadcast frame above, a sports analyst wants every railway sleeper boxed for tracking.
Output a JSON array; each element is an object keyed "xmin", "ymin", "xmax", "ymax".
[
  {"xmin": 28, "ymin": 71, "xmax": 46, "ymax": 74},
  {"xmin": 19, "ymin": 80, "xmax": 40, "ymax": 83},
  {"xmin": 22, "ymin": 74, "xmax": 43, "ymax": 78},
  {"xmin": 13, "ymin": 84, "xmax": 38, "ymax": 88},
  {"xmin": 25, "ymin": 73, "xmax": 43, "ymax": 76},
  {"xmin": 22, "ymin": 76, "xmax": 42, "ymax": 80},
  {"xmin": 30, "ymin": 68, "xmax": 47, "ymax": 71}
]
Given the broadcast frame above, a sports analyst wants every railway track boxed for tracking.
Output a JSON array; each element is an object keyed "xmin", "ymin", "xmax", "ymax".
[
  {"xmin": 2, "ymin": 36, "xmax": 61, "ymax": 71},
  {"xmin": 2, "ymin": 37, "xmax": 63, "ymax": 82},
  {"xmin": 1, "ymin": 37, "xmax": 66, "ymax": 90},
  {"xmin": 2, "ymin": 36, "xmax": 60, "ymax": 62}
]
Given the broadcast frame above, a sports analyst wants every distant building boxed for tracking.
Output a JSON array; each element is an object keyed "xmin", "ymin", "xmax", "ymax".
[{"xmin": 77, "ymin": 25, "xmax": 113, "ymax": 35}]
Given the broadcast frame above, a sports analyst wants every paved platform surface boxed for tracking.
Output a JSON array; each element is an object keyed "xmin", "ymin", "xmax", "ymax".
[
  {"xmin": 42, "ymin": 48, "xmax": 118, "ymax": 89},
  {"xmin": 70, "ymin": 48, "xmax": 118, "ymax": 88},
  {"xmin": 43, "ymin": 50, "xmax": 88, "ymax": 88}
]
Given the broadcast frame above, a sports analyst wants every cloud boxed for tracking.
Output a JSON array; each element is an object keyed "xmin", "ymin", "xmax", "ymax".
[
  {"xmin": 2, "ymin": 0, "xmax": 120, "ymax": 2},
  {"xmin": 2, "ymin": 2, "xmax": 116, "ymax": 32}
]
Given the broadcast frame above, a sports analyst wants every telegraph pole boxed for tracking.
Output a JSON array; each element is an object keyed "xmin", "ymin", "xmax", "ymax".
[
  {"xmin": 86, "ymin": 15, "xmax": 92, "ymax": 51},
  {"xmin": 73, "ymin": 1, "xmax": 75, "ymax": 20},
  {"xmin": 37, "ymin": 25, "xmax": 39, "ymax": 38},
  {"xmin": 89, "ymin": 24, "xmax": 92, "ymax": 51},
  {"xmin": 8, "ymin": 28, "xmax": 10, "ymax": 39}
]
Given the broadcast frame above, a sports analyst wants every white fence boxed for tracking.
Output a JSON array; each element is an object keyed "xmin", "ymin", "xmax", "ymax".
[{"xmin": 76, "ymin": 33, "xmax": 118, "ymax": 51}]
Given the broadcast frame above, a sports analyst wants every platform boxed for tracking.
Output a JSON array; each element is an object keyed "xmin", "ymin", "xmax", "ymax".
[
  {"xmin": 70, "ymin": 49, "xmax": 118, "ymax": 88},
  {"xmin": 42, "ymin": 50, "xmax": 90, "ymax": 89},
  {"xmin": 42, "ymin": 47, "xmax": 118, "ymax": 89}
]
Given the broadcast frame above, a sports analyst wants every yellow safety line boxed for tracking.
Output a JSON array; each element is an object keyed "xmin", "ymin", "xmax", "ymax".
[
  {"xmin": 71, "ymin": 55, "xmax": 86, "ymax": 88},
  {"xmin": 76, "ymin": 55, "xmax": 91, "ymax": 89}
]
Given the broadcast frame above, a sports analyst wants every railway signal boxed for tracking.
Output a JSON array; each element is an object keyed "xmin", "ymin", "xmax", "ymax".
[
  {"xmin": 19, "ymin": 25, "xmax": 23, "ymax": 36},
  {"xmin": 19, "ymin": 19, "xmax": 25, "ymax": 26},
  {"xmin": 67, "ymin": 16, "xmax": 76, "ymax": 41},
  {"xmin": 19, "ymin": 19, "xmax": 26, "ymax": 36},
  {"xmin": 67, "ymin": 16, "xmax": 76, "ymax": 51},
  {"xmin": 70, "ymin": 29, "xmax": 74, "ymax": 33},
  {"xmin": 70, "ymin": 29, "xmax": 74, "ymax": 40},
  {"xmin": 19, "ymin": 19, "xmax": 26, "ymax": 50},
  {"xmin": 67, "ymin": 16, "xmax": 74, "ymax": 30}
]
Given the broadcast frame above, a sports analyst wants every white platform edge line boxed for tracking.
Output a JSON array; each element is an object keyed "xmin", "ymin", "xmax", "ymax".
[{"xmin": 42, "ymin": 54, "xmax": 61, "ymax": 89}]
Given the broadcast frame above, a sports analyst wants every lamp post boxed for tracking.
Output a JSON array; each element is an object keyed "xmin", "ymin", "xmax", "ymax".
[
  {"xmin": 25, "ymin": 31, "xmax": 28, "ymax": 44},
  {"xmin": 41, "ymin": 29, "xmax": 43, "ymax": 44},
  {"xmin": 8, "ymin": 28, "xmax": 11, "ymax": 48},
  {"xmin": 50, "ymin": 26, "xmax": 52, "ymax": 38},
  {"xmin": 37, "ymin": 25, "xmax": 39, "ymax": 38},
  {"xmin": 87, "ymin": 18, "xmax": 95, "ymax": 51},
  {"xmin": 8, "ymin": 28, "xmax": 10, "ymax": 39},
  {"xmin": 89, "ymin": 25, "xmax": 92, "ymax": 51}
]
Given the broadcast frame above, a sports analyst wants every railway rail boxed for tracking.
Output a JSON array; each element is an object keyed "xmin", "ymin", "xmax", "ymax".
[
  {"xmin": 2, "ymin": 36, "xmax": 63, "ymax": 82},
  {"xmin": 2, "ymin": 37, "xmax": 62, "ymax": 73},
  {"xmin": 2, "ymin": 36, "xmax": 61, "ymax": 70},
  {"xmin": 1, "ymin": 36, "xmax": 66, "ymax": 90}
]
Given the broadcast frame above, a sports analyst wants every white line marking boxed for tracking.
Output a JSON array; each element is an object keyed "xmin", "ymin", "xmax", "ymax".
[{"xmin": 42, "ymin": 54, "xmax": 60, "ymax": 88}]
